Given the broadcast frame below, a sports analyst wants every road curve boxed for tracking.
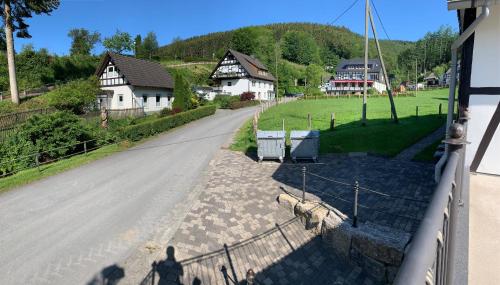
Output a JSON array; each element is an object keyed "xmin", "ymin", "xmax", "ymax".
[{"xmin": 0, "ymin": 108, "xmax": 256, "ymax": 285}]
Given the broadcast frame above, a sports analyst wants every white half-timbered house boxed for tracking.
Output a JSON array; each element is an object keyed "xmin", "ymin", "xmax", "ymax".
[
  {"xmin": 210, "ymin": 49, "xmax": 276, "ymax": 101},
  {"xmin": 95, "ymin": 52, "xmax": 174, "ymax": 112},
  {"xmin": 448, "ymin": 0, "xmax": 500, "ymax": 175}
]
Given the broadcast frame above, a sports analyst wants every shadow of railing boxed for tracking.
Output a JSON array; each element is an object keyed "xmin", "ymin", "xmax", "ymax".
[{"xmin": 139, "ymin": 217, "xmax": 375, "ymax": 285}]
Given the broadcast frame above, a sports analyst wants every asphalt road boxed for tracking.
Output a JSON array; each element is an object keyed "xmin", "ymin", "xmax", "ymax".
[{"xmin": 0, "ymin": 108, "xmax": 256, "ymax": 285}]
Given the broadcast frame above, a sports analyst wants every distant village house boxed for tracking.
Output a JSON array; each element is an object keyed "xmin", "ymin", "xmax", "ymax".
[
  {"xmin": 210, "ymin": 49, "xmax": 276, "ymax": 101},
  {"xmin": 95, "ymin": 52, "xmax": 174, "ymax": 111},
  {"xmin": 326, "ymin": 59, "xmax": 387, "ymax": 95}
]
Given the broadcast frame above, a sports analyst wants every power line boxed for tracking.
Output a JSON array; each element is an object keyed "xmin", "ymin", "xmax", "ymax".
[
  {"xmin": 329, "ymin": 0, "xmax": 361, "ymax": 26},
  {"xmin": 370, "ymin": 0, "xmax": 391, "ymax": 40}
]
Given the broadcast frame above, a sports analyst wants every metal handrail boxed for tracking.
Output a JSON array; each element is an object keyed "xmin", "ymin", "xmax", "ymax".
[{"xmin": 394, "ymin": 150, "xmax": 460, "ymax": 284}]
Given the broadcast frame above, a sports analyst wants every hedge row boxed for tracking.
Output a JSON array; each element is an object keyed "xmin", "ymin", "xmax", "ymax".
[
  {"xmin": 229, "ymin": 100, "xmax": 260, "ymax": 110},
  {"xmin": 120, "ymin": 105, "xmax": 217, "ymax": 141}
]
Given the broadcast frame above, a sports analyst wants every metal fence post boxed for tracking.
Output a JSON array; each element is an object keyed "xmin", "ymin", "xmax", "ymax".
[
  {"xmin": 246, "ymin": 269, "xmax": 255, "ymax": 285},
  {"xmin": 84, "ymin": 141, "xmax": 87, "ymax": 155},
  {"xmin": 302, "ymin": 166, "xmax": 306, "ymax": 203},
  {"xmin": 416, "ymin": 106, "xmax": 419, "ymax": 118},
  {"xmin": 439, "ymin": 103, "xmax": 442, "ymax": 116},
  {"xmin": 35, "ymin": 153, "xmax": 40, "ymax": 172},
  {"xmin": 308, "ymin": 114, "xmax": 312, "ymax": 130},
  {"xmin": 353, "ymin": 181, "xmax": 359, "ymax": 227}
]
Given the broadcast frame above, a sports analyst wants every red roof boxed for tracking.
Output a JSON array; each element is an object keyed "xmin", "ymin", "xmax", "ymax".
[{"xmin": 332, "ymin": 80, "xmax": 374, "ymax": 83}]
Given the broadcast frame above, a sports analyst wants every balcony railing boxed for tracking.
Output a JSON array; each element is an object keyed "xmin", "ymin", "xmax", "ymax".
[{"xmin": 394, "ymin": 122, "xmax": 467, "ymax": 285}]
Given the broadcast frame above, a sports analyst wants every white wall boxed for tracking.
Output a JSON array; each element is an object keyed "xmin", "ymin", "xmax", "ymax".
[
  {"xmin": 465, "ymin": 5, "xmax": 500, "ymax": 175},
  {"xmin": 133, "ymin": 87, "xmax": 174, "ymax": 112},
  {"xmin": 100, "ymin": 85, "xmax": 173, "ymax": 112},
  {"xmin": 220, "ymin": 78, "xmax": 275, "ymax": 100},
  {"xmin": 373, "ymin": 81, "xmax": 387, "ymax": 93},
  {"xmin": 466, "ymin": 95, "xmax": 500, "ymax": 175},
  {"xmin": 101, "ymin": 85, "xmax": 134, "ymax": 109},
  {"xmin": 471, "ymin": 6, "xmax": 500, "ymax": 87}
]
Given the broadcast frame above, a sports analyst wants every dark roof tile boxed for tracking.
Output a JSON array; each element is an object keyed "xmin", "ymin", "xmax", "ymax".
[{"xmin": 96, "ymin": 52, "xmax": 174, "ymax": 89}]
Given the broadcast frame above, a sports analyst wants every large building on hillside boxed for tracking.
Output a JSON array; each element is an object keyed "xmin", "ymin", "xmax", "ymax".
[
  {"xmin": 95, "ymin": 52, "xmax": 174, "ymax": 111},
  {"xmin": 327, "ymin": 58, "xmax": 387, "ymax": 95},
  {"xmin": 210, "ymin": 49, "xmax": 276, "ymax": 101}
]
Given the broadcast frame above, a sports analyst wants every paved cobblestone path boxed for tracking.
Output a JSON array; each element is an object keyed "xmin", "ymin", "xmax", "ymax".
[{"xmin": 136, "ymin": 148, "xmax": 436, "ymax": 285}]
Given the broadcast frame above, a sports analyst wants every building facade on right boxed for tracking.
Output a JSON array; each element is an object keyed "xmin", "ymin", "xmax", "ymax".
[
  {"xmin": 449, "ymin": 0, "xmax": 500, "ymax": 175},
  {"xmin": 327, "ymin": 58, "xmax": 387, "ymax": 95}
]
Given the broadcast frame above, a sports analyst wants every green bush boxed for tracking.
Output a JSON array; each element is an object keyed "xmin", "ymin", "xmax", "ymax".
[
  {"xmin": 0, "ymin": 134, "xmax": 37, "ymax": 176},
  {"xmin": 0, "ymin": 100, "xmax": 16, "ymax": 114},
  {"xmin": 172, "ymin": 73, "xmax": 192, "ymax": 111},
  {"xmin": 46, "ymin": 77, "xmax": 100, "ymax": 114},
  {"xmin": 214, "ymin": 95, "xmax": 240, "ymax": 109},
  {"xmin": 229, "ymin": 100, "xmax": 260, "ymax": 110},
  {"xmin": 121, "ymin": 105, "xmax": 216, "ymax": 141},
  {"xmin": 21, "ymin": 111, "xmax": 94, "ymax": 160}
]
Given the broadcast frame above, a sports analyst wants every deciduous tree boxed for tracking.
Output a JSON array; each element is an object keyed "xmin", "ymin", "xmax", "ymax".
[
  {"xmin": 103, "ymin": 30, "xmax": 134, "ymax": 54},
  {"xmin": 1, "ymin": 0, "xmax": 60, "ymax": 104},
  {"xmin": 68, "ymin": 28, "xmax": 100, "ymax": 56}
]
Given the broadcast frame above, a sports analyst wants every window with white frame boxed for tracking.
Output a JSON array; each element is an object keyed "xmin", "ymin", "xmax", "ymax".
[
  {"xmin": 143, "ymin": 95, "xmax": 148, "ymax": 108},
  {"xmin": 118, "ymin": 95, "xmax": 123, "ymax": 106},
  {"xmin": 156, "ymin": 95, "xmax": 161, "ymax": 107},
  {"xmin": 227, "ymin": 81, "xmax": 232, "ymax": 86},
  {"xmin": 252, "ymin": 81, "xmax": 256, "ymax": 87}
]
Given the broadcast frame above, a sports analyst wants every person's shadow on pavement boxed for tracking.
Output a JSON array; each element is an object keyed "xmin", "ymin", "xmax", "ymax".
[
  {"xmin": 87, "ymin": 264, "xmax": 125, "ymax": 285},
  {"xmin": 156, "ymin": 246, "xmax": 184, "ymax": 285}
]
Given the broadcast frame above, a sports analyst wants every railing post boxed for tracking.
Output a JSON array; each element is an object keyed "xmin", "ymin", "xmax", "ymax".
[
  {"xmin": 416, "ymin": 106, "xmax": 419, "ymax": 118},
  {"xmin": 302, "ymin": 166, "xmax": 306, "ymax": 203},
  {"xmin": 84, "ymin": 141, "xmax": 87, "ymax": 155},
  {"xmin": 439, "ymin": 103, "xmax": 442, "ymax": 116},
  {"xmin": 353, "ymin": 181, "xmax": 359, "ymax": 227}
]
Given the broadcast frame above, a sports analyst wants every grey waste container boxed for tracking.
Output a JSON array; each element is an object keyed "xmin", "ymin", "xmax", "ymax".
[
  {"xmin": 290, "ymin": 130, "xmax": 320, "ymax": 162},
  {"xmin": 257, "ymin": 130, "xmax": 286, "ymax": 163}
]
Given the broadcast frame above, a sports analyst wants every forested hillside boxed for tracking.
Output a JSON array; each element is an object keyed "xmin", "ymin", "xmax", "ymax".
[{"xmin": 159, "ymin": 23, "xmax": 413, "ymax": 74}]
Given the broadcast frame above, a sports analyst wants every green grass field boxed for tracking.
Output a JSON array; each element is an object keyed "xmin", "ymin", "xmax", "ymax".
[{"xmin": 232, "ymin": 89, "xmax": 449, "ymax": 157}]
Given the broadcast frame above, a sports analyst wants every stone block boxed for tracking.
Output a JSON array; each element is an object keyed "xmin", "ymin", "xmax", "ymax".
[
  {"xmin": 321, "ymin": 212, "xmax": 353, "ymax": 260},
  {"xmin": 386, "ymin": 265, "xmax": 400, "ymax": 284},
  {"xmin": 351, "ymin": 222, "xmax": 411, "ymax": 266},
  {"xmin": 294, "ymin": 201, "xmax": 318, "ymax": 229},
  {"xmin": 350, "ymin": 246, "xmax": 386, "ymax": 282},
  {"xmin": 277, "ymin": 194, "xmax": 299, "ymax": 215}
]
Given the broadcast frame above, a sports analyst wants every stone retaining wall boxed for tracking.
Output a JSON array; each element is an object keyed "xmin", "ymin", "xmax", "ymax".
[{"xmin": 277, "ymin": 193, "xmax": 411, "ymax": 283}]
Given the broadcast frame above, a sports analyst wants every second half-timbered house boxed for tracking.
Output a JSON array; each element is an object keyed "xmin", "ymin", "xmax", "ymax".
[
  {"xmin": 210, "ymin": 49, "xmax": 276, "ymax": 100},
  {"xmin": 95, "ymin": 52, "xmax": 174, "ymax": 111}
]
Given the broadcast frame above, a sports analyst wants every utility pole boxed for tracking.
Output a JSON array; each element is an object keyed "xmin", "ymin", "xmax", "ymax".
[
  {"xmin": 415, "ymin": 58, "xmax": 418, "ymax": 97},
  {"xmin": 362, "ymin": 0, "xmax": 369, "ymax": 126},
  {"xmin": 368, "ymin": 7, "xmax": 398, "ymax": 123},
  {"xmin": 275, "ymin": 44, "xmax": 279, "ymax": 103}
]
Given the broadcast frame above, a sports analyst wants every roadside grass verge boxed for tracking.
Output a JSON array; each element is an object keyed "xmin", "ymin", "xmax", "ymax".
[
  {"xmin": 0, "ymin": 143, "xmax": 127, "ymax": 193},
  {"xmin": 231, "ymin": 89, "xmax": 449, "ymax": 157}
]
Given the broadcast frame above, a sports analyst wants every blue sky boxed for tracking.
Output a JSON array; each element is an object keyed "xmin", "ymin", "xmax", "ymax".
[{"xmin": 14, "ymin": 0, "xmax": 458, "ymax": 55}]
